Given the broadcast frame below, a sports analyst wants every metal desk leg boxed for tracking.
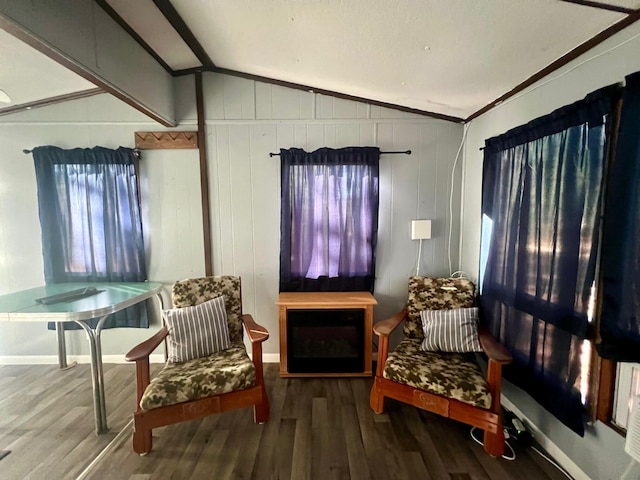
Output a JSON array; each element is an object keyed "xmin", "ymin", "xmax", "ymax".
[
  {"xmin": 55, "ymin": 322, "xmax": 77, "ymax": 370},
  {"xmin": 56, "ymin": 322, "xmax": 68, "ymax": 368},
  {"xmin": 76, "ymin": 316, "xmax": 109, "ymax": 435},
  {"xmin": 55, "ymin": 322, "xmax": 67, "ymax": 368}
]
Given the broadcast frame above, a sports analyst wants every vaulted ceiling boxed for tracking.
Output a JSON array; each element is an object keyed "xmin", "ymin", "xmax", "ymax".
[{"xmin": 1, "ymin": 0, "xmax": 640, "ymax": 122}]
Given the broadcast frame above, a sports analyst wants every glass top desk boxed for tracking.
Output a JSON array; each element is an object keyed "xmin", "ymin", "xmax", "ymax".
[{"xmin": 0, "ymin": 281, "xmax": 163, "ymax": 434}]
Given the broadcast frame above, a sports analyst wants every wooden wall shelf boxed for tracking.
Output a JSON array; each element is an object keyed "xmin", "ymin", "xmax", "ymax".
[{"xmin": 134, "ymin": 131, "xmax": 198, "ymax": 150}]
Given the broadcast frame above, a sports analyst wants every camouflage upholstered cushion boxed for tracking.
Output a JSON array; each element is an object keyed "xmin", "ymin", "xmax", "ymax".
[
  {"xmin": 172, "ymin": 276, "xmax": 244, "ymax": 344},
  {"xmin": 383, "ymin": 339, "xmax": 492, "ymax": 409},
  {"xmin": 140, "ymin": 343, "xmax": 256, "ymax": 410},
  {"xmin": 404, "ymin": 276, "xmax": 476, "ymax": 341}
]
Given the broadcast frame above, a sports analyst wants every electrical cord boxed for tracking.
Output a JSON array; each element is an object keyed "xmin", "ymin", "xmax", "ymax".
[
  {"xmin": 469, "ymin": 427, "xmax": 516, "ymax": 460},
  {"xmin": 470, "ymin": 427, "xmax": 574, "ymax": 478},
  {"xmin": 448, "ymin": 123, "xmax": 469, "ymax": 276},
  {"xmin": 450, "ymin": 270, "xmax": 470, "ymax": 279},
  {"xmin": 415, "ymin": 238, "xmax": 423, "ymax": 276},
  {"xmin": 531, "ymin": 445, "xmax": 573, "ymax": 480}
]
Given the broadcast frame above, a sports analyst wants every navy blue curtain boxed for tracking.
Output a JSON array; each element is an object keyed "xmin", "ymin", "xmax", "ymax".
[
  {"xmin": 480, "ymin": 85, "xmax": 619, "ymax": 435},
  {"xmin": 599, "ymin": 72, "xmax": 640, "ymax": 362},
  {"xmin": 280, "ymin": 147, "xmax": 380, "ymax": 292},
  {"xmin": 33, "ymin": 146, "xmax": 148, "ymax": 329}
]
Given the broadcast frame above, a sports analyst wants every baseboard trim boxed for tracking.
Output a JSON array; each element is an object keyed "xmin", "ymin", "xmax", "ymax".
[
  {"xmin": 0, "ymin": 354, "xmax": 165, "ymax": 364},
  {"xmin": 0, "ymin": 353, "xmax": 281, "ymax": 365},
  {"xmin": 501, "ymin": 396, "xmax": 589, "ymax": 480}
]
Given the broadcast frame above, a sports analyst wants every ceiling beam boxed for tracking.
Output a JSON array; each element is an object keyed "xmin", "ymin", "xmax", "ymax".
[
  {"xmin": 466, "ymin": 10, "xmax": 640, "ymax": 122},
  {"xmin": 558, "ymin": 0, "xmax": 637, "ymax": 15},
  {"xmin": 152, "ymin": 0, "xmax": 215, "ymax": 69},
  {"xmin": 0, "ymin": 2, "xmax": 176, "ymax": 127},
  {"xmin": 0, "ymin": 88, "xmax": 103, "ymax": 116},
  {"xmin": 95, "ymin": 0, "xmax": 173, "ymax": 74}
]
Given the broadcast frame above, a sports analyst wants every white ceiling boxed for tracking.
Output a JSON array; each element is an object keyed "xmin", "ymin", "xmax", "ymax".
[{"xmin": 1, "ymin": 0, "xmax": 640, "ymax": 120}]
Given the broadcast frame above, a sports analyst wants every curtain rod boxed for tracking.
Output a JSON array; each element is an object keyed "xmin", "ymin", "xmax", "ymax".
[
  {"xmin": 269, "ymin": 149, "xmax": 411, "ymax": 157},
  {"xmin": 23, "ymin": 148, "xmax": 142, "ymax": 158}
]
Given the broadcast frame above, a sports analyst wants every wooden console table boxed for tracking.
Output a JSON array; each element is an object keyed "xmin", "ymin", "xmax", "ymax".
[{"xmin": 277, "ymin": 291, "xmax": 377, "ymax": 378}]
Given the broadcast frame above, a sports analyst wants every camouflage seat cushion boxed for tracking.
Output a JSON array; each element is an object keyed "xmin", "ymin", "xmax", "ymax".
[
  {"xmin": 383, "ymin": 339, "xmax": 492, "ymax": 409},
  {"xmin": 140, "ymin": 343, "xmax": 256, "ymax": 410}
]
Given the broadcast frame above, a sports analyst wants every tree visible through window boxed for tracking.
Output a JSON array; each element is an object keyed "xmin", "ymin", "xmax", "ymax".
[{"xmin": 279, "ymin": 147, "xmax": 380, "ymax": 293}]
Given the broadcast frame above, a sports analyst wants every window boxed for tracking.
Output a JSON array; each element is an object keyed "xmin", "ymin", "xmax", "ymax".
[
  {"xmin": 279, "ymin": 147, "xmax": 380, "ymax": 293},
  {"xmin": 479, "ymin": 85, "xmax": 619, "ymax": 435},
  {"xmin": 32, "ymin": 146, "xmax": 148, "ymax": 329},
  {"xmin": 595, "ymin": 71, "xmax": 640, "ymax": 433}
]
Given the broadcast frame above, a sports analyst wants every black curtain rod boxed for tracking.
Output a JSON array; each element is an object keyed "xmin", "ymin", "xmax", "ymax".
[
  {"xmin": 269, "ymin": 149, "xmax": 411, "ymax": 157},
  {"xmin": 23, "ymin": 148, "xmax": 142, "ymax": 158}
]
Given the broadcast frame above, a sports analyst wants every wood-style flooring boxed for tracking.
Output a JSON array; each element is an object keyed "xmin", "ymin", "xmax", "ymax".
[{"xmin": 0, "ymin": 363, "xmax": 571, "ymax": 480}]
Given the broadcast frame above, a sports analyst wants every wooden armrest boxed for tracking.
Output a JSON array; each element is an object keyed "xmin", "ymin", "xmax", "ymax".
[
  {"xmin": 125, "ymin": 326, "xmax": 168, "ymax": 362},
  {"xmin": 242, "ymin": 314, "xmax": 269, "ymax": 343},
  {"xmin": 373, "ymin": 309, "xmax": 406, "ymax": 337},
  {"xmin": 478, "ymin": 327, "xmax": 512, "ymax": 365}
]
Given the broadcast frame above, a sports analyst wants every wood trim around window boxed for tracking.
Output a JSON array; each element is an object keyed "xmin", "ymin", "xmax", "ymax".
[{"xmin": 596, "ymin": 358, "xmax": 626, "ymax": 435}]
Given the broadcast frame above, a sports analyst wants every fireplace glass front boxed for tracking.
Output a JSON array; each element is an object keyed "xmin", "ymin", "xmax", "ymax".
[{"xmin": 286, "ymin": 308, "xmax": 365, "ymax": 374}]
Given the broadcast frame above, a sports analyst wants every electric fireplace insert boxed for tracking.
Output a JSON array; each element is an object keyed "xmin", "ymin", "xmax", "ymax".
[{"xmin": 286, "ymin": 308, "xmax": 365, "ymax": 374}]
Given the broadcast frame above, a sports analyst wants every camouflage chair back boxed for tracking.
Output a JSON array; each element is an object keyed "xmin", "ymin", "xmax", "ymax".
[
  {"xmin": 369, "ymin": 276, "xmax": 512, "ymax": 457},
  {"xmin": 125, "ymin": 276, "xmax": 270, "ymax": 455}
]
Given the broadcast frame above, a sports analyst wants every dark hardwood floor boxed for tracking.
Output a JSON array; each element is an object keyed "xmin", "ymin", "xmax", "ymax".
[{"xmin": 0, "ymin": 363, "xmax": 571, "ymax": 480}]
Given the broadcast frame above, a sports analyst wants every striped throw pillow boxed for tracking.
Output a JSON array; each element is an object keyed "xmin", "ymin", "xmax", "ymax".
[
  {"xmin": 164, "ymin": 295, "xmax": 231, "ymax": 363},
  {"xmin": 420, "ymin": 307, "xmax": 483, "ymax": 353}
]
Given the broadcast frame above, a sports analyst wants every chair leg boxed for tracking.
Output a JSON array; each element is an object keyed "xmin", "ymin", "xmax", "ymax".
[
  {"xmin": 370, "ymin": 381, "xmax": 385, "ymax": 414},
  {"xmin": 483, "ymin": 426, "xmax": 505, "ymax": 457},
  {"xmin": 132, "ymin": 417, "xmax": 152, "ymax": 455},
  {"xmin": 254, "ymin": 386, "xmax": 270, "ymax": 424}
]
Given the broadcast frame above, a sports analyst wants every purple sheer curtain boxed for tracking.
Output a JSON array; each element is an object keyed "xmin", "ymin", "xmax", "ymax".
[{"xmin": 279, "ymin": 147, "xmax": 380, "ymax": 292}]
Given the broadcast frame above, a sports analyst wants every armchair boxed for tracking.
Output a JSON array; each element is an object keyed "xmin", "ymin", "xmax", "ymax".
[
  {"xmin": 125, "ymin": 276, "xmax": 270, "ymax": 455},
  {"xmin": 370, "ymin": 276, "xmax": 512, "ymax": 457}
]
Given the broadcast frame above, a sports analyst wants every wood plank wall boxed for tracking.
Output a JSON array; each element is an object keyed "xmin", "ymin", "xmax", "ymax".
[
  {"xmin": 0, "ymin": 72, "xmax": 463, "ymax": 359},
  {"xmin": 200, "ymin": 72, "xmax": 464, "ymax": 354}
]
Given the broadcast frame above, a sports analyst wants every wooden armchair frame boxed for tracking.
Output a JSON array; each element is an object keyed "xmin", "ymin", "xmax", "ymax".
[
  {"xmin": 125, "ymin": 313, "xmax": 270, "ymax": 455},
  {"xmin": 370, "ymin": 308, "xmax": 512, "ymax": 457}
]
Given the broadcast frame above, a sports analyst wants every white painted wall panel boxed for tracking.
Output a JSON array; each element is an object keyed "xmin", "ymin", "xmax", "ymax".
[
  {"xmin": 335, "ymin": 123, "xmax": 362, "ymax": 146},
  {"xmin": 227, "ymin": 124, "xmax": 256, "ymax": 310},
  {"xmin": 254, "ymin": 83, "xmax": 273, "ymax": 120},
  {"xmin": 174, "ymin": 75, "xmax": 197, "ymax": 124},
  {"xmin": 247, "ymin": 125, "xmax": 280, "ymax": 331},
  {"xmin": 371, "ymin": 105, "xmax": 424, "ymax": 119},
  {"xmin": 140, "ymin": 149, "xmax": 205, "ymax": 286},
  {"xmin": 203, "ymin": 75, "xmax": 462, "ymax": 353},
  {"xmin": 316, "ymin": 94, "xmax": 335, "ymax": 119},
  {"xmin": 223, "ymin": 75, "xmax": 255, "ymax": 120},
  {"xmin": 208, "ymin": 125, "xmax": 236, "ymax": 273},
  {"xmin": 255, "ymin": 83, "xmax": 314, "ymax": 120},
  {"xmin": 0, "ymin": 94, "xmax": 202, "ymax": 358},
  {"xmin": 0, "ymin": 71, "xmax": 463, "ymax": 363}
]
